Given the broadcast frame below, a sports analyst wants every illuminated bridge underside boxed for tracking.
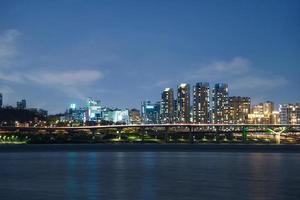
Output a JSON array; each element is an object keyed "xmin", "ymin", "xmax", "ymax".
[
  {"xmin": 1, "ymin": 123, "xmax": 300, "ymax": 129},
  {"xmin": 1, "ymin": 124, "xmax": 300, "ymax": 144},
  {"xmin": 1, "ymin": 124, "xmax": 299, "ymax": 133}
]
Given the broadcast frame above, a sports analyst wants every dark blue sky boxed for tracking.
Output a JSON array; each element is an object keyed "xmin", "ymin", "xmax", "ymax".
[{"xmin": 0, "ymin": 0, "xmax": 299, "ymax": 113}]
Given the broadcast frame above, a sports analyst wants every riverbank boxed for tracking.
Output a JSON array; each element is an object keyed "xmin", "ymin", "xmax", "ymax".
[{"xmin": 1, "ymin": 144, "xmax": 300, "ymax": 153}]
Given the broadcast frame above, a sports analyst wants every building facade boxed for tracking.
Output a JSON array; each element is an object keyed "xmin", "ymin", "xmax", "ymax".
[
  {"xmin": 102, "ymin": 108, "xmax": 129, "ymax": 124},
  {"xmin": 248, "ymin": 101, "xmax": 274, "ymax": 124},
  {"xmin": 17, "ymin": 99, "xmax": 26, "ymax": 109},
  {"xmin": 228, "ymin": 96, "xmax": 251, "ymax": 124},
  {"xmin": 212, "ymin": 83, "xmax": 229, "ymax": 123},
  {"xmin": 193, "ymin": 82, "xmax": 209, "ymax": 123},
  {"xmin": 177, "ymin": 83, "xmax": 190, "ymax": 123},
  {"xmin": 129, "ymin": 108, "xmax": 141, "ymax": 124},
  {"xmin": 87, "ymin": 97, "xmax": 101, "ymax": 121},
  {"xmin": 160, "ymin": 88, "xmax": 175, "ymax": 123},
  {"xmin": 279, "ymin": 103, "xmax": 300, "ymax": 124},
  {"xmin": 141, "ymin": 101, "xmax": 160, "ymax": 124},
  {"xmin": 66, "ymin": 104, "xmax": 87, "ymax": 122}
]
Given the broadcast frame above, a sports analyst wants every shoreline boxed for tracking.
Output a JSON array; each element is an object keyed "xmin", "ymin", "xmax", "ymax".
[{"xmin": 1, "ymin": 143, "xmax": 300, "ymax": 153}]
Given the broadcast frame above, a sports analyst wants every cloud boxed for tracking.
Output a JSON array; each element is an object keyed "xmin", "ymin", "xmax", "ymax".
[
  {"xmin": 0, "ymin": 85, "xmax": 14, "ymax": 95},
  {"xmin": 0, "ymin": 68, "xmax": 104, "ymax": 88},
  {"xmin": 189, "ymin": 57, "xmax": 250, "ymax": 80},
  {"xmin": 0, "ymin": 29, "xmax": 21, "ymax": 68},
  {"xmin": 0, "ymin": 71, "xmax": 25, "ymax": 83},
  {"xmin": 0, "ymin": 69, "xmax": 103, "ymax": 100},
  {"xmin": 24, "ymin": 70, "xmax": 104, "ymax": 100},
  {"xmin": 0, "ymin": 29, "xmax": 104, "ymax": 100},
  {"xmin": 186, "ymin": 57, "xmax": 287, "ymax": 93},
  {"xmin": 26, "ymin": 70, "xmax": 103, "ymax": 86},
  {"xmin": 231, "ymin": 76, "xmax": 288, "ymax": 91}
]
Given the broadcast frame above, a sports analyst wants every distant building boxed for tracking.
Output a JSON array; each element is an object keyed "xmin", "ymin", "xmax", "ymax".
[
  {"xmin": 212, "ymin": 83, "xmax": 229, "ymax": 123},
  {"xmin": 177, "ymin": 83, "xmax": 190, "ymax": 123},
  {"xmin": 141, "ymin": 101, "xmax": 160, "ymax": 124},
  {"xmin": 28, "ymin": 108, "xmax": 48, "ymax": 118},
  {"xmin": 228, "ymin": 96, "xmax": 251, "ymax": 124},
  {"xmin": 271, "ymin": 111, "xmax": 280, "ymax": 124},
  {"xmin": 17, "ymin": 99, "xmax": 26, "ymax": 109},
  {"xmin": 193, "ymin": 82, "xmax": 209, "ymax": 123},
  {"xmin": 0, "ymin": 93, "xmax": 2, "ymax": 108},
  {"xmin": 160, "ymin": 88, "xmax": 175, "ymax": 123},
  {"xmin": 129, "ymin": 108, "xmax": 141, "ymax": 124},
  {"xmin": 87, "ymin": 97, "xmax": 101, "ymax": 121},
  {"xmin": 248, "ymin": 101, "xmax": 274, "ymax": 124},
  {"xmin": 279, "ymin": 103, "xmax": 300, "ymax": 124},
  {"xmin": 66, "ymin": 104, "xmax": 87, "ymax": 122},
  {"xmin": 102, "ymin": 108, "xmax": 129, "ymax": 124}
]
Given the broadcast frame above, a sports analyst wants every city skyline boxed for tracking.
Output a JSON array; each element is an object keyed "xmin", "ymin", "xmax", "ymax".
[
  {"xmin": 0, "ymin": 80, "xmax": 299, "ymax": 113},
  {"xmin": 0, "ymin": 0, "xmax": 300, "ymax": 113},
  {"xmin": 1, "ymin": 80, "xmax": 299, "ymax": 126}
]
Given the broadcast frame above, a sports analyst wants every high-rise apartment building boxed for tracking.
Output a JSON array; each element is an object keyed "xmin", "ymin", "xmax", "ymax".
[
  {"xmin": 212, "ymin": 83, "xmax": 229, "ymax": 123},
  {"xmin": 177, "ymin": 83, "xmax": 190, "ymax": 123},
  {"xmin": 279, "ymin": 103, "xmax": 300, "ymax": 124},
  {"xmin": 160, "ymin": 88, "xmax": 175, "ymax": 123},
  {"xmin": 228, "ymin": 96, "xmax": 251, "ymax": 124},
  {"xmin": 193, "ymin": 82, "xmax": 209, "ymax": 123}
]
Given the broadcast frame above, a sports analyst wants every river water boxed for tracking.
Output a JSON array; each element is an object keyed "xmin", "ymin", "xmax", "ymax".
[{"xmin": 0, "ymin": 145, "xmax": 299, "ymax": 200}]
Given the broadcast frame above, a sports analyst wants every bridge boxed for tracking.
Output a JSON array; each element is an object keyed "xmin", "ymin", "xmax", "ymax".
[{"xmin": 1, "ymin": 124, "xmax": 300, "ymax": 144}]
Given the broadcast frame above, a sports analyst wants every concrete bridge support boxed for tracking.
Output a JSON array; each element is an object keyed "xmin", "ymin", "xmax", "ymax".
[
  {"xmin": 242, "ymin": 127, "xmax": 248, "ymax": 143},
  {"xmin": 189, "ymin": 127, "xmax": 193, "ymax": 144},
  {"xmin": 140, "ymin": 128, "xmax": 145, "ymax": 143},
  {"xmin": 268, "ymin": 127, "xmax": 286, "ymax": 144},
  {"xmin": 164, "ymin": 127, "xmax": 169, "ymax": 143},
  {"xmin": 117, "ymin": 128, "xmax": 122, "ymax": 140}
]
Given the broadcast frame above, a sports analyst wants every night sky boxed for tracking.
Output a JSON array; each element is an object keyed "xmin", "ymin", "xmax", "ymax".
[{"xmin": 0, "ymin": 0, "xmax": 299, "ymax": 113}]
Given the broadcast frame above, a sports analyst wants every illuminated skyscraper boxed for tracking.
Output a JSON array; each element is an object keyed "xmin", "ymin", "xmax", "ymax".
[
  {"xmin": 177, "ymin": 83, "xmax": 190, "ymax": 123},
  {"xmin": 212, "ymin": 83, "xmax": 229, "ymax": 123},
  {"xmin": 87, "ymin": 97, "xmax": 101, "ymax": 121},
  {"xmin": 279, "ymin": 103, "xmax": 300, "ymax": 124},
  {"xmin": 228, "ymin": 96, "xmax": 251, "ymax": 124},
  {"xmin": 193, "ymin": 82, "xmax": 209, "ymax": 123},
  {"xmin": 160, "ymin": 88, "xmax": 175, "ymax": 123}
]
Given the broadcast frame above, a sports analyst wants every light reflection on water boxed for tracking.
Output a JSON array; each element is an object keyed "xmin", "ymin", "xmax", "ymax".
[{"xmin": 0, "ymin": 151, "xmax": 300, "ymax": 200}]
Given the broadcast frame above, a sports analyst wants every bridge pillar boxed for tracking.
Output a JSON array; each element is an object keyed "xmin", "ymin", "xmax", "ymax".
[
  {"xmin": 275, "ymin": 133, "xmax": 280, "ymax": 144},
  {"xmin": 164, "ymin": 127, "xmax": 169, "ymax": 143},
  {"xmin": 242, "ymin": 127, "xmax": 248, "ymax": 143},
  {"xmin": 90, "ymin": 129, "xmax": 97, "ymax": 143},
  {"xmin": 267, "ymin": 127, "xmax": 285, "ymax": 144},
  {"xmin": 215, "ymin": 126, "xmax": 220, "ymax": 143},
  {"xmin": 141, "ymin": 128, "xmax": 145, "ymax": 143},
  {"xmin": 91, "ymin": 129, "xmax": 97, "ymax": 135},
  {"xmin": 117, "ymin": 128, "xmax": 122, "ymax": 141},
  {"xmin": 189, "ymin": 126, "xmax": 193, "ymax": 144}
]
